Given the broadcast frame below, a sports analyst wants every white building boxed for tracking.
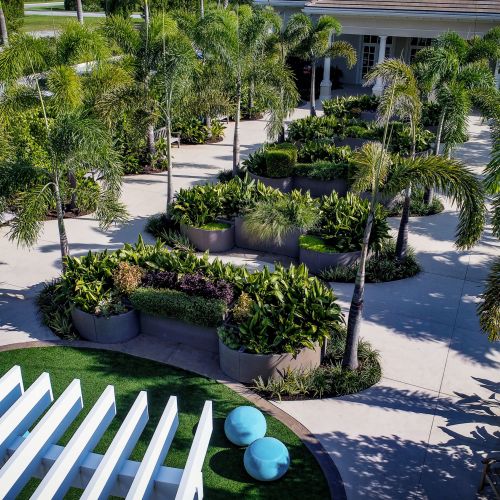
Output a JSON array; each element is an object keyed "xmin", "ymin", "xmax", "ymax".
[{"xmin": 256, "ymin": 0, "xmax": 500, "ymax": 96}]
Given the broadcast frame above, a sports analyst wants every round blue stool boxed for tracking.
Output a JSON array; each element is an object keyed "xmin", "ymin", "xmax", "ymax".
[
  {"xmin": 244, "ymin": 437, "xmax": 290, "ymax": 481},
  {"xmin": 224, "ymin": 406, "xmax": 267, "ymax": 446}
]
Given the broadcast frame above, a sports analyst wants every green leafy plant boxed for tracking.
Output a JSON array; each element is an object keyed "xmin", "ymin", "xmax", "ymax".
[
  {"xmin": 297, "ymin": 141, "xmax": 351, "ymax": 164},
  {"xmin": 323, "ymin": 95, "xmax": 379, "ymax": 119},
  {"xmin": 287, "ymin": 115, "xmax": 339, "ymax": 142},
  {"xmin": 112, "ymin": 262, "xmax": 143, "ymax": 295},
  {"xmin": 209, "ymin": 120, "xmax": 226, "ymax": 142},
  {"xmin": 320, "ymin": 239, "xmax": 421, "ymax": 282},
  {"xmin": 243, "ymin": 191, "xmax": 320, "ymax": 244},
  {"xmin": 387, "ymin": 189, "xmax": 444, "ymax": 217},
  {"xmin": 294, "ymin": 161, "xmax": 348, "ymax": 181},
  {"xmin": 231, "ymin": 292, "xmax": 254, "ymax": 323},
  {"xmin": 264, "ymin": 148, "xmax": 296, "ymax": 178},
  {"xmin": 173, "ymin": 117, "xmax": 209, "ymax": 144},
  {"xmin": 170, "ymin": 184, "xmax": 223, "ymax": 227},
  {"xmin": 130, "ymin": 287, "xmax": 227, "ymax": 327}
]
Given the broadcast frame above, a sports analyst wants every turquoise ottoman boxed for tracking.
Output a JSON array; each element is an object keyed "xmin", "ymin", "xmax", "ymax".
[
  {"xmin": 244, "ymin": 437, "xmax": 290, "ymax": 481},
  {"xmin": 224, "ymin": 406, "xmax": 267, "ymax": 446}
]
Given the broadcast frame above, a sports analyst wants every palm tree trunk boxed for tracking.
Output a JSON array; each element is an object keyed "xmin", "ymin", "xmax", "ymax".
[
  {"xmin": 342, "ymin": 213, "xmax": 373, "ymax": 370},
  {"xmin": 396, "ymin": 186, "xmax": 411, "ymax": 260},
  {"xmin": 425, "ymin": 110, "xmax": 446, "ymax": 205},
  {"xmin": 206, "ymin": 114, "xmax": 212, "ymax": 139},
  {"xmin": 166, "ymin": 115, "xmax": 173, "ymax": 210},
  {"xmin": 310, "ymin": 60, "xmax": 317, "ymax": 117},
  {"xmin": 76, "ymin": 0, "xmax": 84, "ymax": 24},
  {"xmin": 144, "ymin": 0, "xmax": 150, "ymax": 25},
  {"xmin": 248, "ymin": 78, "xmax": 255, "ymax": 118},
  {"xmin": 146, "ymin": 123, "xmax": 156, "ymax": 160},
  {"xmin": 200, "ymin": 0, "xmax": 204, "ymax": 18},
  {"xmin": 233, "ymin": 78, "xmax": 241, "ymax": 175},
  {"xmin": 223, "ymin": 0, "xmax": 228, "ymax": 8},
  {"xmin": 53, "ymin": 179, "xmax": 70, "ymax": 266},
  {"xmin": 0, "ymin": 3, "xmax": 8, "ymax": 47}
]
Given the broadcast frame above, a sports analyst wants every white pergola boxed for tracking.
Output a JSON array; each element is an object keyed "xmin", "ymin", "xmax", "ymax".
[{"xmin": 0, "ymin": 365, "xmax": 213, "ymax": 499}]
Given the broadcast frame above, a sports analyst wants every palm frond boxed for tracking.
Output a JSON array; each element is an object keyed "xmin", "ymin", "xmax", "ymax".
[
  {"xmin": 328, "ymin": 40, "xmax": 356, "ymax": 69},
  {"xmin": 47, "ymin": 66, "xmax": 83, "ymax": 114},
  {"xmin": 350, "ymin": 142, "xmax": 391, "ymax": 194}
]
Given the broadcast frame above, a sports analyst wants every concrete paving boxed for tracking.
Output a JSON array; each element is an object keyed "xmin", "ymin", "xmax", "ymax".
[{"xmin": 0, "ymin": 108, "xmax": 498, "ymax": 498}]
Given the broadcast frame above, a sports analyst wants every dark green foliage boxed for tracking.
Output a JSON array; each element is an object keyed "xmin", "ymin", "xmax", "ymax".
[
  {"xmin": 311, "ymin": 192, "xmax": 390, "ymax": 253},
  {"xmin": 253, "ymin": 327, "xmax": 381, "ymax": 399},
  {"xmin": 294, "ymin": 161, "xmax": 348, "ymax": 181},
  {"xmin": 3, "ymin": 0, "xmax": 23, "ymax": 32},
  {"xmin": 220, "ymin": 264, "xmax": 342, "ymax": 355},
  {"xmin": 323, "ymin": 95, "xmax": 379, "ymax": 119},
  {"xmin": 242, "ymin": 149, "xmax": 267, "ymax": 176},
  {"xmin": 422, "ymin": 101, "xmax": 442, "ymax": 126},
  {"xmin": 387, "ymin": 190, "xmax": 444, "ymax": 217},
  {"xmin": 64, "ymin": 0, "xmax": 103, "ymax": 12},
  {"xmin": 173, "ymin": 117, "xmax": 209, "ymax": 144},
  {"xmin": 0, "ymin": 347, "xmax": 329, "ymax": 498},
  {"xmin": 264, "ymin": 149, "xmax": 295, "ymax": 178},
  {"xmin": 130, "ymin": 287, "xmax": 227, "ymax": 327},
  {"xmin": 478, "ymin": 257, "xmax": 500, "ymax": 342},
  {"xmin": 320, "ymin": 239, "xmax": 421, "ymax": 283},
  {"xmin": 287, "ymin": 115, "xmax": 339, "ymax": 141},
  {"xmin": 296, "ymin": 140, "xmax": 352, "ymax": 164},
  {"xmin": 144, "ymin": 213, "xmax": 194, "ymax": 251}
]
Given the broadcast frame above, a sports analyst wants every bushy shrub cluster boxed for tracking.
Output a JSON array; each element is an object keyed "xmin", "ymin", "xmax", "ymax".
[
  {"xmin": 172, "ymin": 117, "xmax": 225, "ymax": 144},
  {"xmin": 264, "ymin": 143, "xmax": 297, "ymax": 178},
  {"xmin": 323, "ymin": 95, "xmax": 379, "ymax": 119},
  {"xmin": 294, "ymin": 161, "xmax": 348, "ymax": 181},
  {"xmin": 287, "ymin": 115, "xmax": 340, "ymax": 141}
]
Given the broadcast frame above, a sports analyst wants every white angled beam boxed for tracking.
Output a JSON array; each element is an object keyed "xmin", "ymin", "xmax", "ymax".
[
  {"xmin": 81, "ymin": 391, "xmax": 149, "ymax": 500},
  {"xmin": 126, "ymin": 396, "xmax": 179, "ymax": 500},
  {"xmin": 175, "ymin": 401, "xmax": 213, "ymax": 500},
  {"xmin": 0, "ymin": 372, "xmax": 53, "ymax": 462},
  {"xmin": 31, "ymin": 385, "xmax": 117, "ymax": 500},
  {"xmin": 0, "ymin": 366, "xmax": 24, "ymax": 417},
  {"xmin": 0, "ymin": 379, "xmax": 83, "ymax": 499}
]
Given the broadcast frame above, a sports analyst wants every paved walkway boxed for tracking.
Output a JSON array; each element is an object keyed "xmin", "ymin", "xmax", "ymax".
[{"xmin": 0, "ymin": 109, "xmax": 498, "ymax": 498}]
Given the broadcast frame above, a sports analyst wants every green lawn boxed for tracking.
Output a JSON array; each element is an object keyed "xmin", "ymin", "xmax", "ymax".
[
  {"xmin": 21, "ymin": 14, "xmax": 105, "ymax": 32},
  {"xmin": 0, "ymin": 347, "xmax": 329, "ymax": 499}
]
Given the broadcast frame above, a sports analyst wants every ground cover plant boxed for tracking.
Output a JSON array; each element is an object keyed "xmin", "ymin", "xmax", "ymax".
[
  {"xmin": 0, "ymin": 347, "xmax": 330, "ymax": 499},
  {"xmin": 320, "ymin": 239, "xmax": 421, "ymax": 283},
  {"xmin": 387, "ymin": 189, "xmax": 444, "ymax": 217}
]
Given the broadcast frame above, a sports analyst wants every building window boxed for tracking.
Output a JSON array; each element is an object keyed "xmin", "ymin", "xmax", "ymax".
[
  {"xmin": 410, "ymin": 38, "xmax": 432, "ymax": 62},
  {"xmin": 362, "ymin": 36, "xmax": 392, "ymax": 79}
]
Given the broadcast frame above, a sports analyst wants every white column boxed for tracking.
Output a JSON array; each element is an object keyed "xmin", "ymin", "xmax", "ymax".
[
  {"xmin": 319, "ymin": 32, "xmax": 334, "ymax": 100},
  {"xmin": 372, "ymin": 35, "xmax": 387, "ymax": 96}
]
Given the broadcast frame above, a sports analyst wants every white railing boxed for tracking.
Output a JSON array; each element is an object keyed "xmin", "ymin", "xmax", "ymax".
[{"xmin": 0, "ymin": 365, "xmax": 213, "ymax": 499}]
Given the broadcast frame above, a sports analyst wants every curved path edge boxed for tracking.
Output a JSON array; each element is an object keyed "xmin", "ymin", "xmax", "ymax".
[{"xmin": 0, "ymin": 338, "xmax": 346, "ymax": 500}]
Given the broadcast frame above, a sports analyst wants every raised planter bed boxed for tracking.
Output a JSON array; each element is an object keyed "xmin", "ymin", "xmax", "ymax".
[
  {"xmin": 71, "ymin": 308, "xmax": 139, "ymax": 343},
  {"xmin": 234, "ymin": 216, "xmax": 303, "ymax": 258},
  {"xmin": 300, "ymin": 246, "xmax": 361, "ymax": 274},
  {"xmin": 140, "ymin": 313, "xmax": 218, "ymax": 353},
  {"xmin": 180, "ymin": 222, "xmax": 234, "ymax": 252},
  {"xmin": 248, "ymin": 171, "xmax": 293, "ymax": 193},
  {"xmin": 219, "ymin": 339, "xmax": 322, "ymax": 383},
  {"xmin": 294, "ymin": 176, "xmax": 348, "ymax": 197}
]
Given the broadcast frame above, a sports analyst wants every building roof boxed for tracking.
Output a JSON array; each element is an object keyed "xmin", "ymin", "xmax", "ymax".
[{"xmin": 304, "ymin": 0, "xmax": 500, "ymax": 16}]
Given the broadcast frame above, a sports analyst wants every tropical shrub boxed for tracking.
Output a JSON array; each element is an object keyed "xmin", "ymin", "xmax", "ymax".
[
  {"xmin": 130, "ymin": 288, "xmax": 227, "ymax": 327},
  {"xmin": 210, "ymin": 120, "xmax": 226, "ymax": 141},
  {"xmin": 231, "ymin": 292, "xmax": 254, "ymax": 323},
  {"xmin": 387, "ymin": 189, "xmax": 444, "ymax": 217},
  {"xmin": 307, "ymin": 192, "xmax": 390, "ymax": 253},
  {"xmin": 112, "ymin": 262, "xmax": 143, "ymax": 295},
  {"xmin": 264, "ymin": 148, "xmax": 296, "ymax": 178},
  {"xmin": 287, "ymin": 115, "xmax": 339, "ymax": 142},
  {"xmin": 177, "ymin": 272, "xmax": 234, "ymax": 304},
  {"xmin": 173, "ymin": 117, "xmax": 209, "ymax": 144},
  {"xmin": 323, "ymin": 95, "xmax": 379, "ymax": 119},
  {"xmin": 294, "ymin": 161, "xmax": 348, "ymax": 181},
  {"xmin": 243, "ymin": 149, "xmax": 267, "ymax": 176},
  {"xmin": 297, "ymin": 141, "xmax": 352, "ymax": 164},
  {"xmin": 243, "ymin": 191, "xmax": 320, "ymax": 244},
  {"xmin": 170, "ymin": 184, "xmax": 223, "ymax": 227},
  {"xmin": 320, "ymin": 239, "xmax": 421, "ymax": 282}
]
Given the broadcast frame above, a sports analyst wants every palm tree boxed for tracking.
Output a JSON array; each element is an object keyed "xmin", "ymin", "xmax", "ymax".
[
  {"xmin": 414, "ymin": 32, "xmax": 496, "ymax": 203},
  {"xmin": 76, "ymin": 0, "xmax": 84, "ymax": 24},
  {"xmin": 292, "ymin": 14, "xmax": 356, "ymax": 116},
  {"xmin": 342, "ymin": 96, "xmax": 486, "ymax": 370},
  {"xmin": 0, "ymin": 0, "xmax": 8, "ymax": 47}
]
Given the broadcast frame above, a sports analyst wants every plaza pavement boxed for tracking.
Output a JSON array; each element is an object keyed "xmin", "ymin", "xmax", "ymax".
[{"xmin": 0, "ymin": 108, "xmax": 498, "ymax": 499}]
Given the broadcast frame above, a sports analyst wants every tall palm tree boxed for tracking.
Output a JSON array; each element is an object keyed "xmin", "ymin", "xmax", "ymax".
[
  {"xmin": 342, "ymin": 102, "xmax": 486, "ymax": 371},
  {"xmin": 292, "ymin": 15, "xmax": 356, "ymax": 116},
  {"xmin": 0, "ymin": 0, "xmax": 8, "ymax": 47},
  {"xmin": 76, "ymin": 0, "xmax": 84, "ymax": 24},
  {"xmin": 363, "ymin": 59, "xmax": 422, "ymax": 260},
  {"xmin": 414, "ymin": 32, "xmax": 496, "ymax": 203}
]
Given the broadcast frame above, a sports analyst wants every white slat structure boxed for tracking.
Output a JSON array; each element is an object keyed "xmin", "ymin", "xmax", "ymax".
[{"xmin": 0, "ymin": 366, "xmax": 213, "ymax": 499}]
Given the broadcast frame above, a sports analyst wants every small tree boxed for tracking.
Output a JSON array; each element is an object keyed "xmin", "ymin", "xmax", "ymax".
[{"xmin": 292, "ymin": 14, "xmax": 356, "ymax": 116}]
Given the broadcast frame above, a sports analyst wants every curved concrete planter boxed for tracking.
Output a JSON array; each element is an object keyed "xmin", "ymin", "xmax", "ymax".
[
  {"xmin": 180, "ymin": 222, "xmax": 234, "ymax": 252},
  {"xmin": 294, "ymin": 177, "xmax": 348, "ymax": 197},
  {"xmin": 234, "ymin": 216, "xmax": 302, "ymax": 258},
  {"xmin": 300, "ymin": 246, "xmax": 361, "ymax": 274},
  {"xmin": 219, "ymin": 339, "xmax": 322, "ymax": 383},
  {"xmin": 334, "ymin": 137, "xmax": 370, "ymax": 150},
  {"xmin": 140, "ymin": 313, "xmax": 218, "ymax": 353},
  {"xmin": 71, "ymin": 308, "xmax": 139, "ymax": 343},
  {"xmin": 248, "ymin": 171, "xmax": 293, "ymax": 193}
]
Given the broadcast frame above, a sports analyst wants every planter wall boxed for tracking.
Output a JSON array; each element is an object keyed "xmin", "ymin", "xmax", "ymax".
[
  {"xmin": 234, "ymin": 216, "xmax": 302, "ymax": 258},
  {"xmin": 140, "ymin": 313, "xmax": 218, "ymax": 353},
  {"xmin": 71, "ymin": 308, "xmax": 140, "ymax": 343},
  {"xmin": 334, "ymin": 137, "xmax": 370, "ymax": 150},
  {"xmin": 300, "ymin": 246, "xmax": 361, "ymax": 274},
  {"xmin": 219, "ymin": 339, "xmax": 322, "ymax": 383},
  {"xmin": 180, "ymin": 222, "xmax": 234, "ymax": 252},
  {"xmin": 248, "ymin": 171, "xmax": 293, "ymax": 193},
  {"xmin": 294, "ymin": 177, "xmax": 348, "ymax": 197}
]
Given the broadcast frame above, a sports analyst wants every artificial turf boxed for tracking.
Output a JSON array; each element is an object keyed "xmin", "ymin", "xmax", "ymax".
[{"xmin": 0, "ymin": 347, "xmax": 329, "ymax": 499}]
